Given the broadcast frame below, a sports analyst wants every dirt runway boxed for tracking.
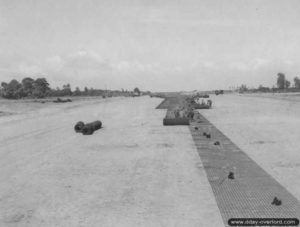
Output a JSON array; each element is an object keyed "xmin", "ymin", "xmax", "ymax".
[
  {"xmin": 0, "ymin": 97, "xmax": 223, "ymax": 227},
  {"xmin": 1, "ymin": 94, "xmax": 299, "ymax": 226}
]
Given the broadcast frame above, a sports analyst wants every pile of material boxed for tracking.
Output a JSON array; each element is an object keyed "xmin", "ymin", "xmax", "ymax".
[
  {"xmin": 184, "ymin": 95, "xmax": 212, "ymax": 109},
  {"xmin": 163, "ymin": 106, "xmax": 193, "ymax": 126},
  {"xmin": 74, "ymin": 121, "xmax": 85, "ymax": 132},
  {"xmin": 74, "ymin": 120, "xmax": 102, "ymax": 135},
  {"xmin": 192, "ymin": 111, "xmax": 201, "ymax": 121},
  {"xmin": 191, "ymin": 98, "xmax": 212, "ymax": 109},
  {"xmin": 53, "ymin": 98, "xmax": 72, "ymax": 103},
  {"xmin": 157, "ymin": 95, "xmax": 206, "ymax": 126},
  {"xmin": 196, "ymin": 94, "xmax": 209, "ymax": 98}
]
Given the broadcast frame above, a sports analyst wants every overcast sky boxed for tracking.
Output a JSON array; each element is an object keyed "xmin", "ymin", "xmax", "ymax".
[{"xmin": 0, "ymin": 0, "xmax": 300, "ymax": 91}]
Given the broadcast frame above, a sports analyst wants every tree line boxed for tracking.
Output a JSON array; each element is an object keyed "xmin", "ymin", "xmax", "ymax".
[
  {"xmin": 1, "ymin": 78, "xmax": 51, "ymax": 99},
  {"xmin": 237, "ymin": 73, "xmax": 300, "ymax": 93},
  {"xmin": 0, "ymin": 77, "xmax": 144, "ymax": 99},
  {"xmin": 276, "ymin": 73, "xmax": 300, "ymax": 89}
]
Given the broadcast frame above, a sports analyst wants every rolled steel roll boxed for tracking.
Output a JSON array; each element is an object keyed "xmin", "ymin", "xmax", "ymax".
[
  {"xmin": 74, "ymin": 121, "xmax": 85, "ymax": 133},
  {"xmin": 82, "ymin": 125, "xmax": 94, "ymax": 135},
  {"xmin": 81, "ymin": 121, "xmax": 102, "ymax": 135}
]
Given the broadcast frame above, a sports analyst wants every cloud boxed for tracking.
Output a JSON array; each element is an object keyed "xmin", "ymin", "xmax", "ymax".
[
  {"xmin": 0, "ymin": 50, "xmax": 293, "ymax": 92},
  {"xmin": 2, "ymin": 50, "xmax": 162, "ymax": 89},
  {"xmin": 252, "ymin": 58, "xmax": 270, "ymax": 70},
  {"xmin": 190, "ymin": 60, "xmax": 218, "ymax": 72},
  {"xmin": 226, "ymin": 58, "xmax": 271, "ymax": 72},
  {"xmin": 228, "ymin": 61, "xmax": 250, "ymax": 71},
  {"xmin": 18, "ymin": 63, "xmax": 43, "ymax": 75},
  {"xmin": 40, "ymin": 51, "xmax": 164, "ymax": 89},
  {"xmin": 43, "ymin": 51, "xmax": 113, "ymax": 86},
  {"xmin": 45, "ymin": 56, "xmax": 65, "ymax": 72},
  {"xmin": 113, "ymin": 60, "xmax": 161, "ymax": 73},
  {"xmin": 140, "ymin": 7, "xmax": 248, "ymax": 28}
]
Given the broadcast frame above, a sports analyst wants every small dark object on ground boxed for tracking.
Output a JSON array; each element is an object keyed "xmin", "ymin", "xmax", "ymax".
[
  {"xmin": 272, "ymin": 197, "xmax": 282, "ymax": 206},
  {"xmin": 194, "ymin": 127, "xmax": 198, "ymax": 130},
  {"xmin": 203, "ymin": 132, "xmax": 207, "ymax": 136},
  {"xmin": 82, "ymin": 121, "xmax": 102, "ymax": 135},
  {"xmin": 215, "ymin": 90, "xmax": 224, "ymax": 95},
  {"xmin": 228, "ymin": 172, "xmax": 234, "ymax": 179},
  {"xmin": 206, "ymin": 133, "xmax": 211, "ymax": 138},
  {"xmin": 53, "ymin": 97, "xmax": 72, "ymax": 103},
  {"xmin": 74, "ymin": 121, "xmax": 85, "ymax": 133},
  {"xmin": 207, "ymin": 100, "xmax": 212, "ymax": 107},
  {"xmin": 214, "ymin": 141, "xmax": 220, "ymax": 145},
  {"xmin": 187, "ymin": 111, "xmax": 194, "ymax": 119}
]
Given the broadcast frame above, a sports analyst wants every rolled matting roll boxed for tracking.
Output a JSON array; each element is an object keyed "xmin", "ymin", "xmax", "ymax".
[
  {"xmin": 81, "ymin": 121, "xmax": 102, "ymax": 135},
  {"xmin": 74, "ymin": 121, "xmax": 85, "ymax": 133}
]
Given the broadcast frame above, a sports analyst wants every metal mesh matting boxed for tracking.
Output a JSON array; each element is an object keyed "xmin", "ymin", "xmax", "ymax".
[
  {"xmin": 189, "ymin": 114, "xmax": 300, "ymax": 226},
  {"xmin": 156, "ymin": 96, "xmax": 187, "ymax": 109}
]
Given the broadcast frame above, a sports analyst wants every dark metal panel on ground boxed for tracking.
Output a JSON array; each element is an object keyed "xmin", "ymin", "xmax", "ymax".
[
  {"xmin": 163, "ymin": 117, "xmax": 189, "ymax": 125},
  {"xmin": 189, "ymin": 114, "xmax": 300, "ymax": 226}
]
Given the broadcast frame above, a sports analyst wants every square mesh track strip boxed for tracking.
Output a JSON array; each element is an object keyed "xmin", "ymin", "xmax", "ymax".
[{"xmin": 189, "ymin": 115, "xmax": 300, "ymax": 226}]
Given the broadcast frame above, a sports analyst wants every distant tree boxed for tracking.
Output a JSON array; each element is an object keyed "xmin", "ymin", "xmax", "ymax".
[
  {"xmin": 1, "ymin": 82, "xmax": 8, "ymax": 88},
  {"xmin": 239, "ymin": 84, "xmax": 248, "ymax": 93},
  {"xmin": 62, "ymin": 84, "xmax": 72, "ymax": 96},
  {"xmin": 285, "ymin": 80, "xmax": 291, "ymax": 89},
  {"xmin": 277, "ymin": 73, "xmax": 286, "ymax": 89},
  {"xmin": 32, "ymin": 78, "xmax": 50, "ymax": 98},
  {"xmin": 52, "ymin": 87, "xmax": 62, "ymax": 96},
  {"xmin": 84, "ymin": 87, "xmax": 89, "ymax": 95},
  {"xmin": 294, "ymin": 77, "xmax": 300, "ymax": 89},
  {"xmin": 74, "ymin": 87, "xmax": 81, "ymax": 96},
  {"xmin": 133, "ymin": 87, "xmax": 141, "ymax": 94},
  {"xmin": 258, "ymin": 85, "xmax": 270, "ymax": 92},
  {"xmin": 1, "ymin": 77, "xmax": 127, "ymax": 99},
  {"xmin": 55, "ymin": 87, "xmax": 61, "ymax": 95},
  {"xmin": 0, "ymin": 82, "xmax": 8, "ymax": 97},
  {"xmin": 1, "ymin": 80, "xmax": 25, "ymax": 99},
  {"xmin": 21, "ymin": 77, "xmax": 34, "ymax": 97},
  {"xmin": 88, "ymin": 88, "xmax": 95, "ymax": 96},
  {"xmin": 9, "ymin": 80, "xmax": 23, "ymax": 98}
]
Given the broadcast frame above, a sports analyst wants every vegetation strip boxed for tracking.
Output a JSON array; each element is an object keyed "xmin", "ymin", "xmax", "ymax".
[{"xmin": 189, "ymin": 114, "xmax": 300, "ymax": 225}]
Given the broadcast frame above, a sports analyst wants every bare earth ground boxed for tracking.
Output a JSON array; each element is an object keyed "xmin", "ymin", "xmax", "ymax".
[
  {"xmin": 1, "ymin": 94, "xmax": 299, "ymax": 227},
  {"xmin": 200, "ymin": 93, "xmax": 300, "ymax": 203},
  {"xmin": 0, "ymin": 97, "xmax": 224, "ymax": 227}
]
